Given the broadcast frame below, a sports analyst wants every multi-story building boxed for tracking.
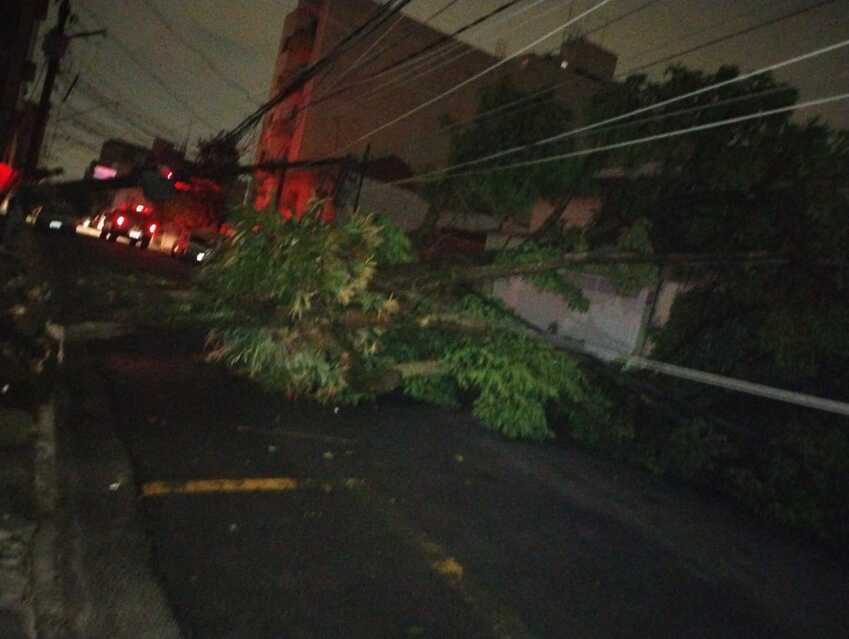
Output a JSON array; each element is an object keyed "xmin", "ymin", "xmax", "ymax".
[
  {"xmin": 254, "ymin": 0, "xmax": 618, "ymax": 218},
  {"xmin": 0, "ymin": 0, "xmax": 49, "ymax": 168}
]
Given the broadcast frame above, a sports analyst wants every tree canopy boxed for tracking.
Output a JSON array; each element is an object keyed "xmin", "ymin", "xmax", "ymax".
[{"xmin": 177, "ymin": 68, "xmax": 848, "ymax": 451}]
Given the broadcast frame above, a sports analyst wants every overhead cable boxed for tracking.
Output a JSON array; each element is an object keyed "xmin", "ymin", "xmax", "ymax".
[
  {"xmin": 338, "ymin": 0, "xmax": 616, "ymax": 153},
  {"xmin": 139, "ymin": 0, "xmax": 258, "ymax": 104},
  {"xmin": 75, "ymin": 5, "xmax": 218, "ymax": 131},
  {"xmin": 346, "ymin": 0, "xmax": 567, "ymax": 108},
  {"xmin": 625, "ymin": 0, "xmax": 838, "ymax": 74},
  {"xmin": 399, "ymin": 0, "xmax": 806, "ymax": 150},
  {"xmin": 223, "ymin": 0, "xmax": 417, "ymax": 142},
  {"xmin": 393, "ymin": 90, "xmax": 849, "ymax": 182},
  {"xmin": 311, "ymin": 0, "xmax": 542, "ymax": 111},
  {"xmin": 399, "ymin": 37, "xmax": 849, "ymax": 180}
]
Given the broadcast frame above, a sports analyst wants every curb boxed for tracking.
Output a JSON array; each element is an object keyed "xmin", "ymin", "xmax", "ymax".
[{"xmin": 49, "ymin": 334, "xmax": 182, "ymax": 639}]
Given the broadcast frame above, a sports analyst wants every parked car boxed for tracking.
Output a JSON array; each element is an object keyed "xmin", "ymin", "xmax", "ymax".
[
  {"xmin": 33, "ymin": 201, "xmax": 80, "ymax": 234},
  {"xmin": 99, "ymin": 208, "xmax": 161, "ymax": 248},
  {"xmin": 171, "ymin": 230, "xmax": 219, "ymax": 264}
]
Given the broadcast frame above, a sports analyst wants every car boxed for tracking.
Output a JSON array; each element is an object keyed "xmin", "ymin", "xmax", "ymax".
[
  {"xmin": 171, "ymin": 230, "xmax": 219, "ymax": 264},
  {"xmin": 99, "ymin": 207, "xmax": 161, "ymax": 248},
  {"xmin": 32, "ymin": 201, "xmax": 80, "ymax": 234}
]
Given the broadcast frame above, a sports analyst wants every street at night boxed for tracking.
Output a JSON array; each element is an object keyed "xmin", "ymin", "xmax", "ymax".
[
  {"xmin": 4, "ymin": 1, "xmax": 849, "ymax": 638},
  {"xmin": 22, "ymin": 229, "xmax": 845, "ymax": 638}
]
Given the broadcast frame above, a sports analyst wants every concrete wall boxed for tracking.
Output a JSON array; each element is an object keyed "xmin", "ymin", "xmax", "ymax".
[
  {"xmin": 495, "ymin": 273, "xmax": 651, "ymax": 360},
  {"xmin": 494, "ymin": 274, "xmax": 687, "ymax": 360}
]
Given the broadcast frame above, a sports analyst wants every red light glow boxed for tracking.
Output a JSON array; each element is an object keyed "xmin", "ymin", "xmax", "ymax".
[
  {"xmin": 116, "ymin": 215, "xmax": 126, "ymax": 226},
  {"xmin": 148, "ymin": 223, "xmax": 157, "ymax": 233},
  {"xmin": 135, "ymin": 204, "xmax": 145, "ymax": 213}
]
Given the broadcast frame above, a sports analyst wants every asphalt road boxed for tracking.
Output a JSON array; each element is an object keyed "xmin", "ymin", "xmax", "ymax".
[{"xmin": 35, "ymin": 229, "xmax": 849, "ymax": 639}]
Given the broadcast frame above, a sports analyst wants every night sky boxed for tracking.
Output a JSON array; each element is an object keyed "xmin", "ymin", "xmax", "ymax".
[{"xmin": 33, "ymin": 0, "xmax": 849, "ymax": 178}]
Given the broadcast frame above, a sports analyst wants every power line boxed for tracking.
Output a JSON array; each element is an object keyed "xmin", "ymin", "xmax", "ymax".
[
  {"xmin": 139, "ymin": 0, "xmax": 258, "ymax": 104},
  {"xmin": 342, "ymin": 0, "xmax": 565, "ymax": 109},
  {"xmin": 68, "ymin": 75, "xmax": 180, "ymax": 142},
  {"xmin": 581, "ymin": 0, "xmax": 665, "ymax": 39},
  {"xmin": 399, "ymin": 37, "xmax": 849, "ymax": 181},
  {"xmin": 395, "ymin": 0, "xmax": 804, "ymax": 154},
  {"xmin": 338, "ymin": 0, "xmax": 616, "ymax": 153},
  {"xmin": 391, "ymin": 0, "xmax": 667, "ymax": 155},
  {"xmin": 422, "ymin": 83, "xmax": 793, "ymax": 153},
  {"xmin": 309, "ymin": 0, "xmax": 547, "ymax": 115},
  {"xmin": 315, "ymin": 0, "xmax": 467, "ymax": 96},
  {"xmin": 346, "ymin": 0, "xmax": 465, "ymax": 77},
  {"xmin": 223, "ymin": 0, "xmax": 417, "ymax": 142},
  {"xmin": 324, "ymin": 0, "xmax": 563, "ymax": 111},
  {"xmin": 75, "ymin": 5, "xmax": 217, "ymax": 131},
  {"xmin": 393, "ymin": 90, "xmax": 849, "ymax": 182},
  {"xmin": 624, "ymin": 0, "xmax": 838, "ymax": 74}
]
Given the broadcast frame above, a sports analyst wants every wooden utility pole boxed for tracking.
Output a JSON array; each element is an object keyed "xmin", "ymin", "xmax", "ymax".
[
  {"xmin": 23, "ymin": 0, "xmax": 71, "ymax": 178},
  {"xmin": 352, "ymin": 144, "xmax": 370, "ymax": 212},
  {"xmin": 23, "ymin": 0, "xmax": 105, "ymax": 178}
]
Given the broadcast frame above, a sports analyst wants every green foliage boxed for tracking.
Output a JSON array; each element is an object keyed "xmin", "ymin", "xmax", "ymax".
[
  {"xmin": 402, "ymin": 375, "xmax": 460, "ymax": 409},
  {"xmin": 180, "ymin": 202, "xmax": 590, "ymax": 439},
  {"xmin": 728, "ymin": 428, "xmax": 849, "ymax": 540},
  {"xmin": 196, "ymin": 204, "xmax": 402, "ymax": 402},
  {"xmin": 493, "ymin": 241, "xmax": 589, "ymax": 310},
  {"xmin": 575, "ymin": 65, "xmax": 849, "ymax": 544},
  {"xmin": 660, "ymin": 419, "xmax": 732, "ymax": 480},
  {"xmin": 444, "ymin": 332, "xmax": 582, "ymax": 440},
  {"xmin": 425, "ymin": 80, "xmax": 589, "ymax": 221}
]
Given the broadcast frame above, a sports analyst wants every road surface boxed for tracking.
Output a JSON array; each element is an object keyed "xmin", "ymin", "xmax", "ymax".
[{"xmin": 35, "ymin": 229, "xmax": 849, "ymax": 638}]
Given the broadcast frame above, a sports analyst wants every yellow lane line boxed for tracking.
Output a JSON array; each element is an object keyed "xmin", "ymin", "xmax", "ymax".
[
  {"xmin": 358, "ymin": 494, "xmax": 535, "ymax": 639},
  {"xmin": 141, "ymin": 477, "xmax": 365, "ymax": 497}
]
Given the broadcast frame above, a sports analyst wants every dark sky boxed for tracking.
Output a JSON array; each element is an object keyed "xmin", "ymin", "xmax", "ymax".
[{"xmin": 36, "ymin": 0, "xmax": 849, "ymax": 177}]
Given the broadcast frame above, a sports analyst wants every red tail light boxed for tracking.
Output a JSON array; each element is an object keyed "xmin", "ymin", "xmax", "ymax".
[
  {"xmin": 116, "ymin": 215, "xmax": 126, "ymax": 226},
  {"xmin": 149, "ymin": 223, "xmax": 157, "ymax": 233}
]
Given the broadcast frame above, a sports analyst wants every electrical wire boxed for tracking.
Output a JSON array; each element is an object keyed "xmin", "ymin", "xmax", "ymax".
[
  {"xmin": 392, "ymin": 90, "xmax": 849, "ymax": 183},
  {"xmin": 390, "ymin": 0, "xmax": 666, "ymax": 155},
  {"xmin": 338, "ymin": 0, "xmax": 616, "ymax": 153},
  {"xmin": 69, "ymin": 75, "xmax": 180, "ymax": 142},
  {"xmin": 354, "ymin": 0, "xmax": 465, "ymax": 74},
  {"xmin": 312, "ymin": 0, "xmax": 552, "ymax": 111},
  {"xmin": 624, "ymin": 0, "xmax": 837, "ymax": 74},
  {"xmin": 223, "ymin": 0, "xmax": 418, "ymax": 142},
  {"xmin": 316, "ymin": 0, "xmax": 466, "ymax": 96},
  {"xmin": 139, "ymin": 0, "xmax": 258, "ymax": 104},
  {"xmin": 341, "ymin": 0, "xmax": 564, "ymax": 109},
  {"xmin": 75, "ymin": 5, "xmax": 217, "ymax": 131},
  {"xmin": 394, "ymin": 0, "xmax": 805, "ymax": 155},
  {"xmin": 398, "ymin": 37, "xmax": 849, "ymax": 181}
]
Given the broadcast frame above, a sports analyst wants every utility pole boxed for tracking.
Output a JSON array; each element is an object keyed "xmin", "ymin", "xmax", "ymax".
[
  {"xmin": 352, "ymin": 144, "xmax": 370, "ymax": 212},
  {"xmin": 23, "ymin": 0, "xmax": 105, "ymax": 178}
]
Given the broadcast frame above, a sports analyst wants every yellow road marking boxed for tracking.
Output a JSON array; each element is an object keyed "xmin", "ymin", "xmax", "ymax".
[
  {"xmin": 361, "ymin": 498, "xmax": 534, "ymax": 639},
  {"xmin": 141, "ymin": 477, "xmax": 365, "ymax": 497}
]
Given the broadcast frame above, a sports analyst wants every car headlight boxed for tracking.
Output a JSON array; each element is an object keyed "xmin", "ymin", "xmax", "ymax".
[{"xmin": 196, "ymin": 252, "xmax": 206, "ymax": 262}]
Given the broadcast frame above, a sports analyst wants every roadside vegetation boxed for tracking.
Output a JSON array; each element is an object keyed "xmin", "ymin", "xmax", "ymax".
[{"xmin": 169, "ymin": 66, "xmax": 848, "ymax": 546}]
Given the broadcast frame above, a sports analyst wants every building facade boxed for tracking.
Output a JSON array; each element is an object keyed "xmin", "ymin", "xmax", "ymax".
[
  {"xmin": 0, "ymin": 0, "xmax": 50, "ymax": 168},
  {"xmin": 254, "ymin": 0, "xmax": 618, "ymax": 218}
]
